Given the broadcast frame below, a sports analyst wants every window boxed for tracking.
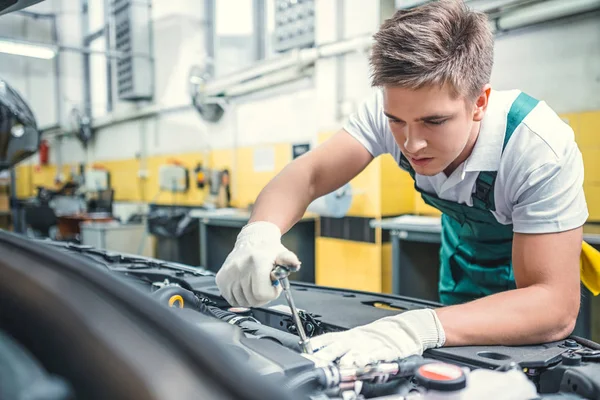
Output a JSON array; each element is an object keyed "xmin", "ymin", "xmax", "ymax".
[
  {"xmin": 85, "ymin": 0, "xmax": 111, "ymax": 118},
  {"xmin": 89, "ymin": 38, "xmax": 108, "ymax": 119},
  {"xmin": 214, "ymin": 0, "xmax": 257, "ymax": 77},
  {"xmin": 88, "ymin": 0, "xmax": 105, "ymax": 33},
  {"xmin": 264, "ymin": 0, "xmax": 277, "ymax": 59}
]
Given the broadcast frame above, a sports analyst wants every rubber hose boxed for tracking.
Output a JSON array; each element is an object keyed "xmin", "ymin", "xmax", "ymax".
[
  {"xmin": 237, "ymin": 321, "xmax": 302, "ymax": 351},
  {"xmin": 395, "ymin": 355, "xmax": 427, "ymax": 377},
  {"xmin": 205, "ymin": 305, "xmax": 235, "ymax": 320},
  {"xmin": 360, "ymin": 379, "xmax": 413, "ymax": 398},
  {"xmin": 203, "ymin": 306, "xmax": 302, "ymax": 351},
  {"xmin": 570, "ymin": 335, "xmax": 600, "ymax": 351},
  {"xmin": 286, "ymin": 369, "xmax": 327, "ymax": 391}
]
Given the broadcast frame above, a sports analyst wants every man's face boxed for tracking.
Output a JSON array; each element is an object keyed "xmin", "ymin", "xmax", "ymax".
[{"xmin": 383, "ymin": 84, "xmax": 488, "ymax": 176}]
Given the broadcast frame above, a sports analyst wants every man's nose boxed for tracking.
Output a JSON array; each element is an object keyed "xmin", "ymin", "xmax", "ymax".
[{"xmin": 404, "ymin": 128, "xmax": 427, "ymax": 154}]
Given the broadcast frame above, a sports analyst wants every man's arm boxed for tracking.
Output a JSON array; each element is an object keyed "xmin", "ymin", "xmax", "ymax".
[
  {"xmin": 249, "ymin": 129, "xmax": 374, "ymax": 233},
  {"xmin": 437, "ymin": 227, "xmax": 582, "ymax": 346},
  {"xmin": 216, "ymin": 129, "xmax": 376, "ymax": 308}
]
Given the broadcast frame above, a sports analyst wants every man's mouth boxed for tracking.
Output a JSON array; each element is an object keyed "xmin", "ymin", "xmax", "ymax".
[{"xmin": 409, "ymin": 157, "xmax": 433, "ymax": 167}]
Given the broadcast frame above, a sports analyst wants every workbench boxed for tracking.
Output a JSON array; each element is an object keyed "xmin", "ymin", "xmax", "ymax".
[
  {"xmin": 189, "ymin": 208, "xmax": 317, "ymax": 283},
  {"xmin": 371, "ymin": 215, "xmax": 600, "ymax": 340},
  {"xmin": 372, "ymin": 215, "xmax": 443, "ymax": 302}
]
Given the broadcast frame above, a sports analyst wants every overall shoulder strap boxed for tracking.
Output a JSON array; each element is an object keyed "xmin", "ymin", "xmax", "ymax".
[
  {"xmin": 399, "ymin": 154, "xmax": 416, "ymax": 179},
  {"xmin": 472, "ymin": 92, "xmax": 540, "ymax": 210}
]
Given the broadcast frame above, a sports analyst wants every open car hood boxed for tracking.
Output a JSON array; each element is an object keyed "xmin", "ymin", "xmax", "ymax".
[
  {"xmin": 0, "ymin": 0, "xmax": 45, "ymax": 16},
  {"xmin": 0, "ymin": 78, "xmax": 40, "ymax": 170}
]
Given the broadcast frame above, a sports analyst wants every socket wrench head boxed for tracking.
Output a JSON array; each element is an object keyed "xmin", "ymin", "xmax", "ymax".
[{"xmin": 271, "ymin": 263, "xmax": 300, "ymax": 281}]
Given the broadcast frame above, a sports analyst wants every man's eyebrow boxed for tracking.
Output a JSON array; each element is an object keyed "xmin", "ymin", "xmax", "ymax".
[
  {"xmin": 383, "ymin": 111, "xmax": 404, "ymax": 121},
  {"xmin": 418, "ymin": 114, "xmax": 455, "ymax": 121},
  {"xmin": 383, "ymin": 111, "xmax": 455, "ymax": 122}
]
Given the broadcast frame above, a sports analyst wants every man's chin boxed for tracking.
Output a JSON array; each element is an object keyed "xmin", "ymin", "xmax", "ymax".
[{"xmin": 411, "ymin": 164, "xmax": 442, "ymax": 177}]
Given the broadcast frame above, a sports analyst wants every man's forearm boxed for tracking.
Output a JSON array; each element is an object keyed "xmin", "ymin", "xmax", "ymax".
[
  {"xmin": 436, "ymin": 285, "xmax": 579, "ymax": 346},
  {"xmin": 248, "ymin": 161, "xmax": 317, "ymax": 234}
]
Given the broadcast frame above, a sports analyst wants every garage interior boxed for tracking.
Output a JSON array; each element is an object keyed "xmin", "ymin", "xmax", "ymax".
[{"xmin": 1, "ymin": 0, "xmax": 599, "ymax": 345}]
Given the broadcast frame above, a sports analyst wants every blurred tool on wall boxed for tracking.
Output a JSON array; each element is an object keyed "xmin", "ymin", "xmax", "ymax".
[
  {"xmin": 307, "ymin": 183, "xmax": 356, "ymax": 218},
  {"xmin": 84, "ymin": 165, "xmax": 113, "ymax": 215},
  {"xmin": 159, "ymin": 160, "xmax": 189, "ymax": 196},
  {"xmin": 204, "ymin": 167, "xmax": 231, "ymax": 209}
]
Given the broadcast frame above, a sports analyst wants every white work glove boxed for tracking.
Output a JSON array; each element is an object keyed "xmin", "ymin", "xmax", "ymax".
[
  {"xmin": 215, "ymin": 221, "xmax": 301, "ymax": 307},
  {"xmin": 310, "ymin": 309, "xmax": 445, "ymax": 367}
]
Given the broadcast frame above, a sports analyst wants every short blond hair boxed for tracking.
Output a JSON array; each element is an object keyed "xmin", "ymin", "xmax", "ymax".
[{"xmin": 370, "ymin": 0, "xmax": 494, "ymax": 100}]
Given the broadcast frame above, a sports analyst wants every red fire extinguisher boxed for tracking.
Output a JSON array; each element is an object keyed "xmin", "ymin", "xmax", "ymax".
[{"xmin": 39, "ymin": 140, "xmax": 49, "ymax": 165}]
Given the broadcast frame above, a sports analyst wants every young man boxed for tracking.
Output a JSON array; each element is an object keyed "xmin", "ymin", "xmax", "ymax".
[{"xmin": 215, "ymin": 0, "xmax": 588, "ymax": 367}]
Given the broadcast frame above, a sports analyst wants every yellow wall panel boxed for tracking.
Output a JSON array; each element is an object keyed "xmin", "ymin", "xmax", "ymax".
[
  {"xmin": 14, "ymin": 164, "xmax": 33, "ymax": 198},
  {"xmin": 210, "ymin": 149, "xmax": 235, "ymax": 170},
  {"xmin": 571, "ymin": 111, "xmax": 600, "ymax": 220},
  {"xmin": 316, "ymin": 237, "xmax": 342, "ymax": 286},
  {"xmin": 14, "ymin": 163, "xmax": 73, "ymax": 199},
  {"xmin": 582, "ymin": 148, "xmax": 600, "ymax": 221},
  {"xmin": 381, "ymin": 242, "xmax": 392, "ymax": 294},
  {"xmin": 316, "ymin": 237, "xmax": 382, "ymax": 292},
  {"xmin": 346, "ymin": 159, "xmax": 381, "ymax": 218},
  {"xmin": 576, "ymin": 111, "xmax": 600, "ymax": 149},
  {"xmin": 234, "ymin": 143, "xmax": 291, "ymax": 208},
  {"xmin": 98, "ymin": 159, "xmax": 142, "ymax": 202},
  {"xmin": 380, "ymin": 154, "xmax": 416, "ymax": 216},
  {"xmin": 565, "ymin": 111, "xmax": 600, "ymax": 222},
  {"xmin": 584, "ymin": 184, "xmax": 600, "ymax": 222},
  {"xmin": 582, "ymin": 149, "xmax": 600, "ymax": 185},
  {"xmin": 31, "ymin": 164, "xmax": 73, "ymax": 191}
]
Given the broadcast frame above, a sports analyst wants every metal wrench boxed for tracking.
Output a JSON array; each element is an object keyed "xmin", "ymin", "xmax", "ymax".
[{"xmin": 271, "ymin": 263, "xmax": 313, "ymax": 354}]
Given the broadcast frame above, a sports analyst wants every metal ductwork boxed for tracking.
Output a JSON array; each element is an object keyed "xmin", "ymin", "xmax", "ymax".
[
  {"xmin": 187, "ymin": 34, "xmax": 371, "ymax": 122},
  {"xmin": 203, "ymin": 35, "xmax": 371, "ymax": 99},
  {"xmin": 495, "ymin": 0, "xmax": 600, "ymax": 31}
]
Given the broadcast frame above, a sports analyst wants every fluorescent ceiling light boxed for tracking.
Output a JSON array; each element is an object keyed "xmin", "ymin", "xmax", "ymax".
[{"xmin": 0, "ymin": 39, "xmax": 57, "ymax": 59}]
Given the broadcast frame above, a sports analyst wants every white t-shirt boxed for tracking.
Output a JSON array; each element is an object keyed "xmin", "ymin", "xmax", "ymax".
[{"xmin": 343, "ymin": 89, "xmax": 589, "ymax": 234}]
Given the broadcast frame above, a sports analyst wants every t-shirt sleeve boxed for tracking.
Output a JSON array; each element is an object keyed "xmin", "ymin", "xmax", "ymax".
[
  {"xmin": 507, "ymin": 138, "xmax": 588, "ymax": 234},
  {"xmin": 342, "ymin": 90, "xmax": 388, "ymax": 157}
]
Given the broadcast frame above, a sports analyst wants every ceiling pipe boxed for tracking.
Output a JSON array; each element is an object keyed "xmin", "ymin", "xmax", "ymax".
[
  {"xmin": 223, "ymin": 67, "xmax": 314, "ymax": 98},
  {"xmin": 495, "ymin": 0, "xmax": 600, "ymax": 30},
  {"xmin": 201, "ymin": 35, "xmax": 372, "ymax": 98},
  {"xmin": 466, "ymin": 0, "xmax": 534, "ymax": 14}
]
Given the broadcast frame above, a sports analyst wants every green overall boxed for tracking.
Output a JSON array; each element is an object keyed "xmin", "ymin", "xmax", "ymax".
[{"xmin": 399, "ymin": 92, "xmax": 540, "ymax": 305}]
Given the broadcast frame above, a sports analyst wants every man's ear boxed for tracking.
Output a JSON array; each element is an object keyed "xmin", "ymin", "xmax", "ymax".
[{"xmin": 473, "ymin": 84, "xmax": 492, "ymax": 122}]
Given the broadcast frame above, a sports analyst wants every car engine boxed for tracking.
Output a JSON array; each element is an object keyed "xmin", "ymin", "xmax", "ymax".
[{"xmin": 51, "ymin": 243, "xmax": 600, "ymax": 400}]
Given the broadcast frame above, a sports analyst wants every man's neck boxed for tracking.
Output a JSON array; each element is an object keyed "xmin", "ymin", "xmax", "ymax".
[{"xmin": 443, "ymin": 121, "xmax": 481, "ymax": 177}]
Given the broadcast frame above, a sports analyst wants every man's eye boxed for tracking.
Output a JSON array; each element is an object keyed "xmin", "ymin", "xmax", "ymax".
[
  {"xmin": 426, "ymin": 119, "xmax": 447, "ymax": 126},
  {"xmin": 388, "ymin": 119, "xmax": 403, "ymax": 125}
]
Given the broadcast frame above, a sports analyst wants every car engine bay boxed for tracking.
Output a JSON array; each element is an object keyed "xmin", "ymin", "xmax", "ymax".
[{"xmin": 39, "ymin": 242, "xmax": 600, "ymax": 400}]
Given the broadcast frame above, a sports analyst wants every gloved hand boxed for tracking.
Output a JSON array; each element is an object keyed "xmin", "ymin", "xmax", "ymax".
[
  {"xmin": 215, "ymin": 221, "xmax": 301, "ymax": 307},
  {"xmin": 310, "ymin": 309, "xmax": 445, "ymax": 367}
]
